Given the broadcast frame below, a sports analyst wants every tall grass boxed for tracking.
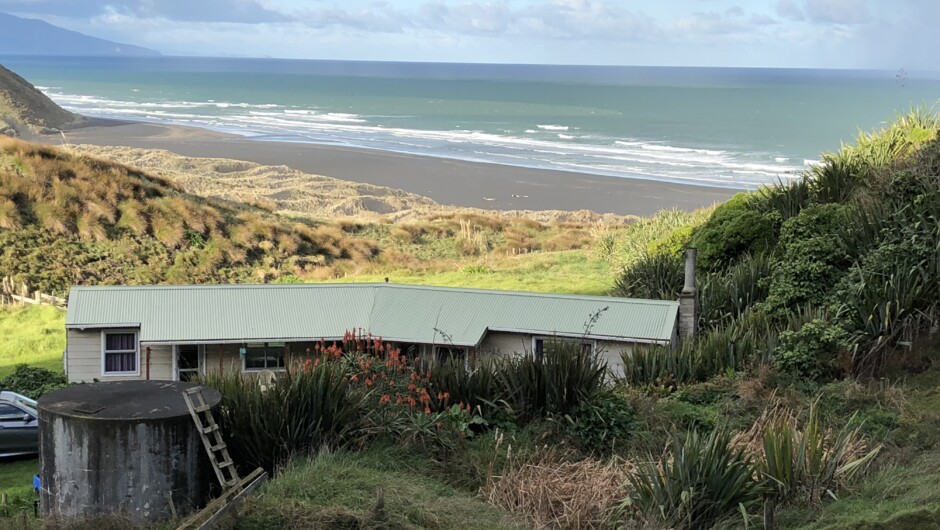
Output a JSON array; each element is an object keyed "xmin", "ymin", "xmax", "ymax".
[
  {"xmin": 621, "ymin": 310, "xmax": 777, "ymax": 386},
  {"xmin": 202, "ymin": 363, "xmax": 367, "ymax": 474},
  {"xmin": 482, "ymin": 447, "xmax": 628, "ymax": 530},
  {"xmin": 599, "ymin": 208, "xmax": 711, "ymax": 270},
  {"xmin": 430, "ymin": 341, "xmax": 608, "ymax": 423}
]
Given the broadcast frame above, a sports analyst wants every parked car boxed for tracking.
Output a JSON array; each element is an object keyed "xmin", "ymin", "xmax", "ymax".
[{"xmin": 0, "ymin": 391, "xmax": 38, "ymax": 457}]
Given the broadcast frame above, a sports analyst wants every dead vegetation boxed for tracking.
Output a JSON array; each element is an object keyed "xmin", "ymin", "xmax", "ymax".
[{"xmin": 482, "ymin": 444, "xmax": 631, "ymax": 530}]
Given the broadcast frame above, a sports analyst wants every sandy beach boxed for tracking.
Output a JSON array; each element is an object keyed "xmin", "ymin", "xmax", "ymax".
[{"xmin": 51, "ymin": 121, "xmax": 738, "ymax": 216}]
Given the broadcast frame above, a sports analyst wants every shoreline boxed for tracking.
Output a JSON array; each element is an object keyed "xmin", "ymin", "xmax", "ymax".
[{"xmin": 48, "ymin": 120, "xmax": 738, "ymax": 216}]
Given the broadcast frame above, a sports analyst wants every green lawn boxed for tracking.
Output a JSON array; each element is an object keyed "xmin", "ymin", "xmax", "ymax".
[
  {"xmin": 332, "ymin": 250, "xmax": 616, "ymax": 296},
  {"xmin": 0, "ymin": 306, "xmax": 65, "ymax": 378},
  {"xmin": 0, "ymin": 458, "xmax": 38, "ymax": 519}
]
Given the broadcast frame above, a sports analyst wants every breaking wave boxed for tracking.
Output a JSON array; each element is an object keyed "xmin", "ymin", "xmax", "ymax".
[{"xmin": 44, "ymin": 89, "xmax": 805, "ymax": 188}]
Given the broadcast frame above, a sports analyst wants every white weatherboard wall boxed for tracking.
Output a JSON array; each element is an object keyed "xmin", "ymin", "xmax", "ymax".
[
  {"xmin": 478, "ymin": 331, "xmax": 631, "ymax": 377},
  {"xmin": 65, "ymin": 329, "xmax": 172, "ymax": 383},
  {"xmin": 479, "ymin": 332, "xmax": 534, "ymax": 357}
]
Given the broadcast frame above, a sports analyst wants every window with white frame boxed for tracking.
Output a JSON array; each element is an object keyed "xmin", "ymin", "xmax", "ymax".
[
  {"xmin": 103, "ymin": 331, "xmax": 138, "ymax": 374},
  {"xmin": 243, "ymin": 342, "xmax": 286, "ymax": 371},
  {"xmin": 532, "ymin": 337, "xmax": 595, "ymax": 363}
]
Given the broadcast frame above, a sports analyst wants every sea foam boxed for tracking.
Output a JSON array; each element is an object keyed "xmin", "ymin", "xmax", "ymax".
[{"xmin": 42, "ymin": 87, "xmax": 803, "ymax": 189}]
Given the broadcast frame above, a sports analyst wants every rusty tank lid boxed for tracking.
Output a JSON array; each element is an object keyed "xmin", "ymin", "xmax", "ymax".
[{"xmin": 38, "ymin": 381, "xmax": 222, "ymax": 421}]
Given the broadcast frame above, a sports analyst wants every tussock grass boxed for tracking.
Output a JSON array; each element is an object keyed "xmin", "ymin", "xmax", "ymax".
[{"xmin": 0, "ymin": 138, "xmax": 382, "ymax": 292}]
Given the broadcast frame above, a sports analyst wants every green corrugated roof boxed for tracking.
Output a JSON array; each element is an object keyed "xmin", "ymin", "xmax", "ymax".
[{"xmin": 66, "ymin": 283, "xmax": 678, "ymax": 346}]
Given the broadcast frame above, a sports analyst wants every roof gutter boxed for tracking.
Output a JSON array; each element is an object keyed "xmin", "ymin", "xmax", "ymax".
[
  {"xmin": 66, "ymin": 323, "xmax": 141, "ymax": 330},
  {"xmin": 481, "ymin": 327, "xmax": 673, "ymax": 347},
  {"xmin": 138, "ymin": 335, "xmax": 480, "ymax": 347}
]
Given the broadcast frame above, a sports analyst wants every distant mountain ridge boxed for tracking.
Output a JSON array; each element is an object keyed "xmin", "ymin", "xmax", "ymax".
[{"xmin": 0, "ymin": 12, "xmax": 159, "ymax": 57}]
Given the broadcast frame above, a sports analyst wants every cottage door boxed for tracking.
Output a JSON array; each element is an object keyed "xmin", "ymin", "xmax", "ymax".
[{"xmin": 177, "ymin": 345, "xmax": 203, "ymax": 381}]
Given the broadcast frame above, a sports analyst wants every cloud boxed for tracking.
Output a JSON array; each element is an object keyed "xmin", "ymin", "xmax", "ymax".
[
  {"xmin": 775, "ymin": 0, "xmax": 804, "ymax": 21},
  {"xmin": 296, "ymin": 5, "xmax": 406, "ymax": 32},
  {"xmin": 749, "ymin": 14, "xmax": 778, "ymax": 25},
  {"xmin": 295, "ymin": 0, "xmax": 660, "ymax": 42},
  {"xmin": 666, "ymin": 11, "xmax": 750, "ymax": 40},
  {"xmin": 0, "ymin": 0, "xmax": 291, "ymax": 23},
  {"xmin": 802, "ymin": 0, "xmax": 870, "ymax": 25}
]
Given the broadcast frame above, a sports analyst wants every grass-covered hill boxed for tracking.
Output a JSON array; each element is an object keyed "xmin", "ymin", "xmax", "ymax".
[
  {"xmin": 0, "ymin": 137, "xmax": 378, "ymax": 292},
  {"xmin": 0, "ymin": 65, "xmax": 83, "ymax": 136},
  {"xmin": 0, "ymin": 137, "xmax": 628, "ymax": 295}
]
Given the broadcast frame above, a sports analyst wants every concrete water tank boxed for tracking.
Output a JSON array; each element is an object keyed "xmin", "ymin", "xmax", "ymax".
[{"xmin": 38, "ymin": 381, "xmax": 221, "ymax": 522}]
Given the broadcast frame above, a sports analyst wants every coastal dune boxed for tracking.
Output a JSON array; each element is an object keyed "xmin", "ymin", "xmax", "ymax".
[{"xmin": 55, "ymin": 121, "xmax": 737, "ymax": 216}]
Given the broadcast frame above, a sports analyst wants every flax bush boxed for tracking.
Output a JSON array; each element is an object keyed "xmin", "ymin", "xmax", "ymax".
[
  {"xmin": 202, "ymin": 362, "xmax": 366, "ymax": 474},
  {"xmin": 732, "ymin": 401, "xmax": 882, "ymax": 509},
  {"xmin": 621, "ymin": 428, "xmax": 760, "ymax": 530},
  {"xmin": 495, "ymin": 341, "xmax": 609, "ymax": 424}
]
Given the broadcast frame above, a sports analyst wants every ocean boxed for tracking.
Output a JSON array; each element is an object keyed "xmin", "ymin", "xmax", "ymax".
[{"xmin": 3, "ymin": 56, "xmax": 939, "ymax": 188}]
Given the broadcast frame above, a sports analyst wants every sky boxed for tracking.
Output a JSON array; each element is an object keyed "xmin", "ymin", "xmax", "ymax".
[{"xmin": 1, "ymin": 0, "xmax": 937, "ymax": 70}]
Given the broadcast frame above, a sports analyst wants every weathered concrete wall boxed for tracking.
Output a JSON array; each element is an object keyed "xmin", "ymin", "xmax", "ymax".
[{"xmin": 39, "ymin": 412, "xmax": 209, "ymax": 522}]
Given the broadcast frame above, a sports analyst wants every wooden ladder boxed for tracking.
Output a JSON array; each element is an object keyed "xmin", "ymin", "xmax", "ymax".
[{"xmin": 182, "ymin": 387, "xmax": 240, "ymax": 490}]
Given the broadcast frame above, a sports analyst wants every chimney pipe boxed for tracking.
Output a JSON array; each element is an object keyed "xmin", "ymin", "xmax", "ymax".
[{"xmin": 678, "ymin": 248, "xmax": 698, "ymax": 340}]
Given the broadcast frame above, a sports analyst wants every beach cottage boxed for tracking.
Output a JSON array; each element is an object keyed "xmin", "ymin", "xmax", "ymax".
[{"xmin": 63, "ymin": 282, "xmax": 684, "ymax": 383}]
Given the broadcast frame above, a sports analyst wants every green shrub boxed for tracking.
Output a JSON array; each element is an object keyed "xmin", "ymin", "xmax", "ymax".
[
  {"xmin": 648, "ymin": 224, "xmax": 694, "ymax": 259},
  {"xmin": 601, "ymin": 208, "xmax": 709, "ymax": 269},
  {"xmin": 428, "ymin": 356, "xmax": 502, "ymax": 419},
  {"xmin": 0, "ymin": 364, "xmax": 66, "ymax": 399},
  {"xmin": 762, "ymin": 203, "xmax": 854, "ymax": 316},
  {"xmin": 622, "ymin": 428, "xmax": 760, "ymax": 530},
  {"xmin": 691, "ymin": 193, "xmax": 781, "ymax": 271},
  {"xmin": 657, "ymin": 399, "xmax": 720, "ymax": 431},
  {"xmin": 566, "ymin": 391, "xmax": 634, "ymax": 454},
  {"xmin": 773, "ymin": 318, "xmax": 852, "ymax": 381}
]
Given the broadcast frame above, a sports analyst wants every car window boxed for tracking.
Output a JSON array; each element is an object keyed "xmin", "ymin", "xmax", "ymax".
[
  {"xmin": 0, "ymin": 403, "xmax": 24, "ymax": 421},
  {"xmin": 13, "ymin": 398, "xmax": 37, "ymax": 416}
]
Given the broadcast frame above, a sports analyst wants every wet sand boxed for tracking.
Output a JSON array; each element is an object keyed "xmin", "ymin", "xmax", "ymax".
[{"xmin": 52, "ymin": 121, "xmax": 738, "ymax": 216}]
